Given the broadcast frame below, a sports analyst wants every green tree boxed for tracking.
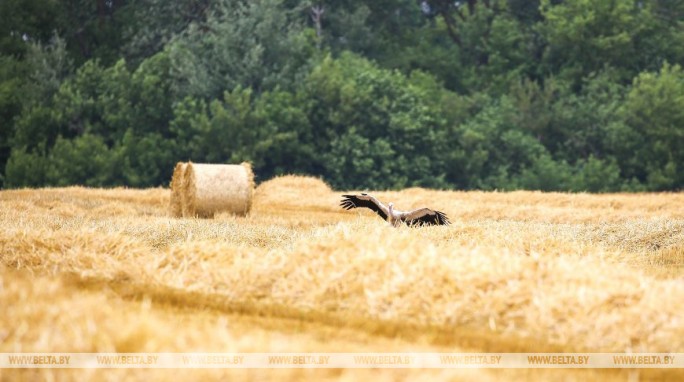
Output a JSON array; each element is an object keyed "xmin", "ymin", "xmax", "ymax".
[
  {"xmin": 170, "ymin": 87, "xmax": 314, "ymax": 180},
  {"xmin": 621, "ymin": 63, "xmax": 684, "ymax": 190},
  {"xmin": 539, "ymin": 0, "xmax": 681, "ymax": 87},
  {"xmin": 517, "ymin": 154, "xmax": 574, "ymax": 191},
  {"xmin": 0, "ymin": 0, "xmax": 62, "ymax": 57},
  {"xmin": 446, "ymin": 96, "xmax": 554, "ymax": 189},
  {"xmin": 0, "ymin": 57, "xmax": 25, "ymax": 184},
  {"xmin": 122, "ymin": 0, "xmax": 212, "ymax": 66},
  {"xmin": 1, "ymin": 35, "xmax": 73, "ymax": 186},
  {"xmin": 45, "ymin": 134, "xmax": 118, "ymax": 187},
  {"xmin": 301, "ymin": 53, "xmax": 449, "ymax": 189},
  {"xmin": 3, "ymin": 145, "xmax": 50, "ymax": 188},
  {"xmin": 168, "ymin": 0, "xmax": 317, "ymax": 99},
  {"xmin": 572, "ymin": 155, "xmax": 622, "ymax": 192},
  {"xmin": 115, "ymin": 130, "xmax": 177, "ymax": 187}
]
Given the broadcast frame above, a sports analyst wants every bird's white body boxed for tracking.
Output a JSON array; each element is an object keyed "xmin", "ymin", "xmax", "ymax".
[{"xmin": 387, "ymin": 202, "xmax": 403, "ymax": 227}]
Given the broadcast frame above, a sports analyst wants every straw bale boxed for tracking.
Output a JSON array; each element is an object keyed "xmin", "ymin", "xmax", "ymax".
[
  {"xmin": 253, "ymin": 175, "xmax": 333, "ymax": 211},
  {"xmin": 256, "ymin": 174, "xmax": 332, "ymax": 195},
  {"xmin": 169, "ymin": 162, "xmax": 187, "ymax": 218},
  {"xmin": 180, "ymin": 162, "xmax": 254, "ymax": 218}
]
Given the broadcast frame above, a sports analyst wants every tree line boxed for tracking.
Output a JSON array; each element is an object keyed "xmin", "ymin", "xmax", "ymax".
[{"xmin": 1, "ymin": 0, "xmax": 683, "ymax": 191}]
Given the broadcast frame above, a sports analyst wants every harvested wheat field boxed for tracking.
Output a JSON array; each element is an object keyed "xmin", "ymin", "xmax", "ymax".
[{"xmin": 1, "ymin": 175, "xmax": 683, "ymax": 381}]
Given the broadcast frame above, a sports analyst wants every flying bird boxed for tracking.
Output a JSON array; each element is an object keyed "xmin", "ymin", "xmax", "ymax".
[{"xmin": 340, "ymin": 193, "xmax": 450, "ymax": 227}]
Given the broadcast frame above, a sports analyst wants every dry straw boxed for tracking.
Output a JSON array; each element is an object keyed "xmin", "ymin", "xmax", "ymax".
[
  {"xmin": 178, "ymin": 162, "xmax": 255, "ymax": 218},
  {"xmin": 2, "ymin": 181, "xmax": 684, "ymax": 382}
]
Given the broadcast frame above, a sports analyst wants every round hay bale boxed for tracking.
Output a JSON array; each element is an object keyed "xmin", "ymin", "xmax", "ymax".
[
  {"xmin": 169, "ymin": 162, "xmax": 187, "ymax": 217},
  {"xmin": 255, "ymin": 175, "xmax": 331, "ymax": 196},
  {"xmin": 181, "ymin": 162, "xmax": 254, "ymax": 218}
]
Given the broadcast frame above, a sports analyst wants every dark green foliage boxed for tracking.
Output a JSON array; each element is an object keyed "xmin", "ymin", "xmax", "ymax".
[
  {"xmin": 300, "ymin": 54, "xmax": 450, "ymax": 189},
  {"xmin": 115, "ymin": 131, "xmax": 177, "ymax": 187},
  {"xmin": 1, "ymin": 0, "xmax": 683, "ymax": 191},
  {"xmin": 621, "ymin": 63, "xmax": 684, "ymax": 190},
  {"xmin": 168, "ymin": 0, "xmax": 317, "ymax": 99},
  {"xmin": 45, "ymin": 134, "xmax": 118, "ymax": 187},
  {"xmin": 4, "ymin": 145, "xmax": 50, "ymax": 188}
]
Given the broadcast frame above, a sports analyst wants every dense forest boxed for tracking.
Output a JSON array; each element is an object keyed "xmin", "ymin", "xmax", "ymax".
[{"xmin": 1, "ymin": 0, "xmax": 683, "ymax": 191}]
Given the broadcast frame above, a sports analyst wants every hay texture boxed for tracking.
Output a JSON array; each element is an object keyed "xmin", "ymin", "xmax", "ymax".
[
  {"xmin": 171, "ymin": 162, "xmax": 254, "ymax": 218},
  {"xmin": 169, "ymin": 162, "xmax": 187, "ymax": 218}
]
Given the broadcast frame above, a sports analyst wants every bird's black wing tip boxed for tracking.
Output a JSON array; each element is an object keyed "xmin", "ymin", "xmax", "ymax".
[
  {"xmin": 340, "ymin": 196, "xmax": 357, "ymax": 210},
  {"xmin": 435, "ymin": 210, "xmax": 451, "ymax": 225}
]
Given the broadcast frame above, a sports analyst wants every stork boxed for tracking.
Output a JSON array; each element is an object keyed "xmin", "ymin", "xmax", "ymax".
[{"xmin": 340, "ymin": 193, "xmax": 450, "ymax": 227}]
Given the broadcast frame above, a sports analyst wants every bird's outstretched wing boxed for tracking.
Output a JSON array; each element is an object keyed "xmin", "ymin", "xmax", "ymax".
[
  {"xmin": 340, "ymin": 194, "xmax": 389, "ymax": 221},
  {"xmin": 399, "ymin": 208, "xmax": 450, "ymax": 226}
]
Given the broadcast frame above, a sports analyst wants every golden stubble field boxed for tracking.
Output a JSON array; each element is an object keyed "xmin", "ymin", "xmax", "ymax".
[{"xmin": 1, "ymin": 175, "xmax": 683, "ymax": 381}]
